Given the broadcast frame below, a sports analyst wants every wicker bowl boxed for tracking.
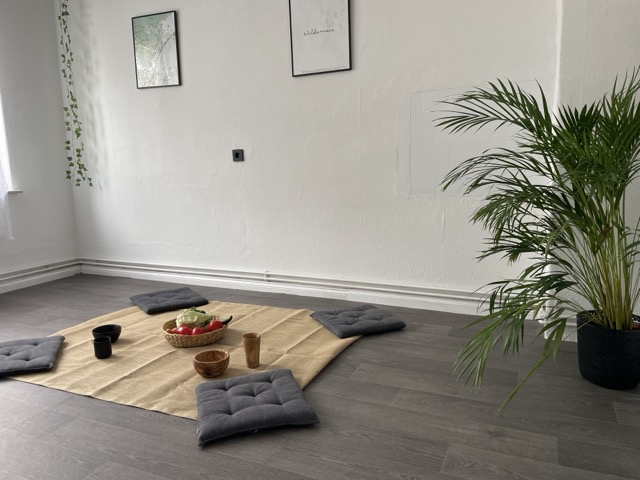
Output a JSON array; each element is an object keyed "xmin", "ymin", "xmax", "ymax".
[
  {"xmin": 193, "ymin": 349, "xmax": 230, "ymax": 378},
  {"xmin": 162, "ymin": 319, "xmax": 227, "ymax": 348}
]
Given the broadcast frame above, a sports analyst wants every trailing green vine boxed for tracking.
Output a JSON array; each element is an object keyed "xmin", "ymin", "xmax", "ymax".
[{"xmin": 58, "ymin": 0, "xmax": 91, "ymax": 186}]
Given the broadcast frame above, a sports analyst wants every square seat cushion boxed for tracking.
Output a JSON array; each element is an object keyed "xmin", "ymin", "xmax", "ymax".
[
  {"xmin": 0, "ymin": 336, "xmax": 65, "ymax": 376},
  {"xmin": 130, "ymin": 287, "xmax": 208, "ymax": 314},
  {"xmin": 310, "ymin": 304, "xmax": 406, "ymax": 339},
  {"xmin": 195, "ymin": 368, "xmax": 319, "ymax": 446}
]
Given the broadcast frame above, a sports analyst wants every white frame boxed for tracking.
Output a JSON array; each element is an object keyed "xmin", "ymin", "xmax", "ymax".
[{"xmin": 289, "ymin": 0, "xmax": 351, "ymax": 77}]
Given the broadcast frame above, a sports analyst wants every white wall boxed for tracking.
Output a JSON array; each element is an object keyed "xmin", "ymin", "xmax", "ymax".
[
  {"xmin": 556, "ymin": 0, "xmax": 640, "ymax": 316},
  {"xmin": 557, "ymin": 0, "xmax": 640, "ymax": 103},
  {"xmin": 66, "ymin": 0, "xmax": 558, "ymax": 303},
  {"xmin": 0, "ymin": 1, "xmax": 78, "ymax": 276},
  {"xmin": 0, "ymin": 0, "xmax": 636, "ymax": 312},
  {"xmin": 4, "ymin": 0, "xmax": 638, "ymax": 310}
]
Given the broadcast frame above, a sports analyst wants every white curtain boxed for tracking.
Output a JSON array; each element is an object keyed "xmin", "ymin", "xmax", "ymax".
[{"xmin": 0, "ymin": 165, "xmax": 12, "ymax": 240}]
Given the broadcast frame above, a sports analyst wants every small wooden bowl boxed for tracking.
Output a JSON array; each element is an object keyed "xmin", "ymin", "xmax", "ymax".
[{"xmin": 193, "ymin": 349, "xmax": 230, "ymax": 378}]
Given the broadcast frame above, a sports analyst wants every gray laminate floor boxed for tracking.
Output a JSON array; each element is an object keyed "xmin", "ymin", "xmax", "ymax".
[{"xmin": 0, "ymin": 274, "xmax": 638, "ymax": 479}]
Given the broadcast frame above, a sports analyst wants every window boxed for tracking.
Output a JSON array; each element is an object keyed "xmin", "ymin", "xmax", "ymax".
[{"xmin": 0, "ymin": 87, "xmax": 13, "ymax": 240}]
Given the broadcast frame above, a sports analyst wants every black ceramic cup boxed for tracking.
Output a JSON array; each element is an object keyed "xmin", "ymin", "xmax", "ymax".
[{"xmin": 93, "ymin": 336, "xmax": 112, "ymax": 359}]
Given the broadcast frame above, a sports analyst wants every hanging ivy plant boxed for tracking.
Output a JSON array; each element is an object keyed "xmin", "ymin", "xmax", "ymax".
[{"xmin": 58, "ymin": 0, "xmax": 92, "ymax": 186}]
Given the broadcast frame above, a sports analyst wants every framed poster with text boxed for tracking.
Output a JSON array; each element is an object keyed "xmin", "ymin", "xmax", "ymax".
[{"xmin": 289, "ymin": 0, "xmax": 351, "ymax": 77}]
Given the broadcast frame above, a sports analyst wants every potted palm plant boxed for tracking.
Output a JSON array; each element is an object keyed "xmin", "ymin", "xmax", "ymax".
[{"xmin": 437, "ymin": 68, "xmax": 640, "ymax": 410}]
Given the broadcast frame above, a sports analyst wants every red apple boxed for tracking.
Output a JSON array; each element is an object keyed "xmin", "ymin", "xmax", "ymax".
[{"xmin": 176, "ymin": 326, "xmax": 193, "ymax": 335}]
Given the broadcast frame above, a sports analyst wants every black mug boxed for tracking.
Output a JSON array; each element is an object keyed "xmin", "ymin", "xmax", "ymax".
[{"xmin": 93, "ymin": 336, "xmax": 112, "ymax": 359}]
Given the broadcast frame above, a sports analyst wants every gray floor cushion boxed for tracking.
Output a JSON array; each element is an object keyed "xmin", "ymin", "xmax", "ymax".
[
  {"xmin": 0, "ymin": 336, "xmax": 65, "ymax": 376},
  {"xmin": 310, "ymin": 304, "xmax": 406, "ymax": 338},
  {"xmin": 130, "ymin": 287, "xmax": 208, "ymax": 314},
  {"xmin": 195, "ymin": 368, "xmax": 319, "ymax": 446}
]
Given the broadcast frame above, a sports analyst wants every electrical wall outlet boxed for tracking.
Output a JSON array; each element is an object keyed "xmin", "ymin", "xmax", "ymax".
[{"xmin": 232, "ymin": 149, "xmax": 244, "ymax": 162}]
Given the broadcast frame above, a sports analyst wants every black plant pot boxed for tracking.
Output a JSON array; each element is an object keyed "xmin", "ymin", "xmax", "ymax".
[{"xmin": 576, "ymin": 312, "xmax": 640, "ymax": 390}]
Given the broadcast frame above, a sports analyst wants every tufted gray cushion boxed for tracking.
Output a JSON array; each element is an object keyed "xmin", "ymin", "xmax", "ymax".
[
  {"xmin": 195, "ymin": 369, "xmax": 319, "ymax": 446},
  {"xmin": 310, "ymin": 304, "xmax": 406, "ymax": 339},
  {"xmin": 0, "ymin": 336, "xmax": 65, "ymax": 376},
  {"xmin": 130, "ymin": 287, "xmax": 208, "ymax": 314}
]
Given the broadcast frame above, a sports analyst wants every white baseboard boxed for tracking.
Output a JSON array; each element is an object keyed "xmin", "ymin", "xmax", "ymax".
[
  {"xmin": 79, "ymin": 259, "xmax": 485, "ymax": 314},
  {"xmin": 0, "ymin": 258, "xmax": 486, "ymax": 315},
  {"xmin": 0, "ymin": 261, "xmax": 81, "ymax": 294}
]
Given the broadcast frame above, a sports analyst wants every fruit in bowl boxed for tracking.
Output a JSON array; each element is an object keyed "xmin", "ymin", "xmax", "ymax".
[
  {"xmin": 162, "ymin": 315, "xmax": 232, "ymax": 348},
  {"xmin": 166, "ymin": 315, "xmax": 231, "ymax": 335}
]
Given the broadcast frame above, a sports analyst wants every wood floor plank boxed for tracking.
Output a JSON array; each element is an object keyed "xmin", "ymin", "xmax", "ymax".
[
  {"xmin": 389, "ymin": 380, "xmax": 640, "ymax": 452},
  {"xmin": 0, "ymin": 429, "xmax": 104, "ymax": 480},
  {"xmin": 348, "ymin": 333, "xmax": 466, "ymax": 363},
  {"xmin": 515, "ymin": 366, "xmax": 639, "ymax": 401},
  {"xmin": 0, "ymin": 465, "xmax": 29, "ymax": 480},
  {"xmin": 442, "ymin": 444, "xmax": 634, "ymax": 480},
  {"xmin": 42, "ymin": 417, "xmax": 313, "ymax": 480},
  {"xmin": 51, "ymin": 394, "xmax": 198, "ymax": 447},
  {"xmin": 305, "ymin": 372, "xmax": 400, "ymax": 406},
  {"xmin": 85, "ymin": 461, "xmax": 171, "ymax": 480},
  {"xmin": 0, "ymin": 394, "xmax": 56, "ymax": 431},
  {"xmin": 558, "ymin": 439, "xmax": 640, "ymax": 480},
  {"xmin": 0, "ymin": 379, "xmax": 70, "ymax": 408},
  {"xmin": 462, "ymin": 404, "xmax": 640, "ymax": 450},
  {"xmin": 0, "ymin": 472, "xmax": 28, "ymax": 479},
  {"xmin": 6, "ymin": 406, "xmax": 76, "ymax": 439},
  {"xmin": 308, "ymin": 391, "xmax": 558, "ymax": 462},
  {"xmin": 267, "ymin": 442, "xmax": 446, "ymax": 480},
  {"xmin": 614, "ymin": 399, "xmax": 640, "ymax": 426},
  {"xmin": 392, "ymin": 382, "xmax": 619, "ymax": 424},
  {"xmin": 266, "ymin": 415, "xmax": 450, "ymax": 479},
  {"xmin": 350, "ymin": 361, "xmax": 518, "ymax": 406}
]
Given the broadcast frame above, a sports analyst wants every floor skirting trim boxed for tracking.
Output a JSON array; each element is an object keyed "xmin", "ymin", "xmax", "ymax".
[
  {"xmin": 1, "ymin": 258, "xmax": 486, "ymax": 315},
  {"xmin": 80, "ymin": 259, "xmax": 485, "ymax": 315},
  {"xmin": 0, "ymin": 260, "xmax": 81, "ymax": 294}
]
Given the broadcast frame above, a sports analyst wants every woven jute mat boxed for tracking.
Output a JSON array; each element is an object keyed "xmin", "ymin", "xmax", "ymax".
[{"xmin": 11, "ymin": 301, "xmax": 358, "ymax": 419}]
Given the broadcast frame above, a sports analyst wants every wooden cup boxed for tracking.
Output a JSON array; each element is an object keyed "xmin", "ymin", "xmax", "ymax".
[{"xmin": 242, "ymin": 332, "xmax": 261, "ymax": 368}]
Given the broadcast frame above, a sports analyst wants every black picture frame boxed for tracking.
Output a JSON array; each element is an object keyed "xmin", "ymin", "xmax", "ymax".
[
  {"xmin": 132, "ymin": 10, "xmax": 181, "ymax": 89},
  {"xmin": 289, "ymin": 0, "xmax": 351, "ymax": 77}
]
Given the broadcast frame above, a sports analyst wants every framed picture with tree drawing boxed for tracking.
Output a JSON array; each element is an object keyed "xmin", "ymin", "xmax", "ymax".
[{"xmin": 132, "ymin": 11, "xmax": 181, "ymax": 89}]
